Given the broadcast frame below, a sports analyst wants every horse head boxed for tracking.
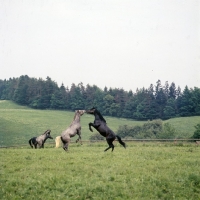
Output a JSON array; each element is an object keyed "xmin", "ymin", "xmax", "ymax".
[
  {"xmin": 45, "ymin": 129, "xmax": 53, "ymax": 139},
  {"xmin": 86, "ymin": 108, "xmax": 106, "ymax": 123},
  {"xmin": 86, "ymin": 107, "xmax": 96, "ymax": 114},
  {"xmin": 75, "ymin": 110, "xmax": 86, "ymax": 116}
]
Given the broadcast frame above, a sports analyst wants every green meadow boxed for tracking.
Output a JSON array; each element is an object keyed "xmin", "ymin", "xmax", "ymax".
[
  {"xmin": 1, "ymin": 143, "xmax": 200, "ymax": 199},
  {"xmin": 0, "ymin": 100, "xmax": 199, "ymax": 147},
  {"xmin": 1, "ymin": 100, "xmax": 200, "ymax": 199}
]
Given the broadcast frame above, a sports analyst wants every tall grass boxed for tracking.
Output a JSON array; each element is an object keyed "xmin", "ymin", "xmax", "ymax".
[{"xmin": 1, "ymin": 143, "xmax": 200, "ymax": 199}]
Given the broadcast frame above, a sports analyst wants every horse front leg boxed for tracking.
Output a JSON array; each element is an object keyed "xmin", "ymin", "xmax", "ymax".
[
  {"xmin": 89, "ymin": 122, "xmax": 93, "ymax": 132},
  {"xmin": 89, "ymin": 123, "xmax": 100, "ymax": 132},
  {"xmin": 37, "ymin": 141, "xmax": 43, "ymax": 149},
  {"xmin": 89, "ymin": 122, "xmax": 95, "ymax": 132},
  {"xmin": 76, "ymin": 131, "xmax": 82, "ymax": 145}
]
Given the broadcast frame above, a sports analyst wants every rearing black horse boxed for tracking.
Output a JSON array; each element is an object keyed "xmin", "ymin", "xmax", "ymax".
[{"xmin": 86, "ymin": 107, "xmax": 126, "ymax": 152}]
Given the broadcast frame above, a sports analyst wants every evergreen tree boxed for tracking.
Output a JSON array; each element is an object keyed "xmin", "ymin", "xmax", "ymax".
[
  {"xmin": 50, "ymin": 90, "xmax": 66, "ymax": 109},
  {"xmin": 146, "ymin": 84, "xmax": 158, "ymax": 119},
  {"xmin": 178, "ymin": 86, "xmax": 195, "ymax": 116},
  {"xmin": 103, "ymin": 94, "xmax": 115, "ymax": 115},
  {"xmin": 122, "ymin": 96, "xmax": 137, "ymax": 118},
  {"xmin": 155, "ymin": 80, "xmax": 167, "ymax": 118},
  {"xmin": 192, "ymin": 87, "xmax": 200, "ymax": 115},
  {"xmin": 93, "ymin": 87, "xmax": 104, "ymax": 111},
  {"xmin": 163, "ymin": 98, "xmax": 176, "ymax": 119},
  {"xmin": 164, "ymin": 81, "xmax": 169, "ymax": 99},
  {"xmin": 69, "ymin": 83, "xmax": 85, "ymax": 110},
  {"xmin": 169, "ymin": 82, "xmax": 177, "ymax": 99},
  {"xmin": 13, "ymin": 75, "xmax": 29, "ymax": 105},
  {"xmin": 132, "ymin": 88, "xmax": 147, "ymax": 120}
]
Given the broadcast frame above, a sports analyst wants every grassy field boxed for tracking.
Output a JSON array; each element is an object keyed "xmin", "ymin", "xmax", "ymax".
[
  {"xmin": 1, "ymin": 101, "xmax": 200, "ymax": 199},
  {"xmin": 1, "ymin": 143, "xmax": 200, "ymax": 199},
  {"xmin": 0, "ymin": 100, "xmax": 199, "ymax": 147}
]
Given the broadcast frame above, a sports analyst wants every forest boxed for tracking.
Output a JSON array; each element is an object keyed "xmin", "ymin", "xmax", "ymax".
[{"xmin": 0, "ymin": 75, "xmax": 200, "ymax": 120}]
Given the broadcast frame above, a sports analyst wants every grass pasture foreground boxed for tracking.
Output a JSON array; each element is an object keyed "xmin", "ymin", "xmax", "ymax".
[{"xmin": 1, "ymin": 142, "xmax": 200, "ymax": 200}]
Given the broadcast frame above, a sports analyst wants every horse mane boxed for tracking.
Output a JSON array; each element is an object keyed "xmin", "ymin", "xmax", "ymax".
[
  {"xmin": 95, "ymin": 109, "xmax": 106, "ymax": 123},
  {"xmin": 42, "ymin": 129, "xmax": 50, "ymax": 135},
  {"xmin": 69, "ymin": 111, "xmax": 79, "ymax": 126},
  {"xmin": 73, "ymin": 111, "xmax": 78, "ymax": 120}
]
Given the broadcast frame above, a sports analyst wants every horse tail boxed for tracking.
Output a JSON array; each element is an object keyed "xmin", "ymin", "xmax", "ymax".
[
  {"xmin": 55, "ymin": 136, "xmax": 61, "ymax": 148},
  {"xmin": 29, "ymin": 138, "xmax": 33, "ymax": 148},
  {"xmin": 116, "ymin": 135, "xmax": 126, "ymax": 149}
]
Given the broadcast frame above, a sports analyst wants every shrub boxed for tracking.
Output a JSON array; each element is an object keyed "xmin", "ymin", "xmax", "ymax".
[
  {"xmin": 116, "ymin": 120, "xmax": 163, "ymax": 139},
  {"xmin": 156, "ymin": 123, "xmax": 177, "ymax": 139},
  {"xmin": 89, "ymin": 133, "xmax": 104, "ymax": 141},
  {"xmin": 191, "ymin": 123, "xmax": 200, "ymax": 140}
]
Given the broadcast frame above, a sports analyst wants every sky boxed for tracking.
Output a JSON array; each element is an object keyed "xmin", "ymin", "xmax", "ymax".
[{"xmin": 0, "ymin": 0, "xmax": 200, "ymax": 92}]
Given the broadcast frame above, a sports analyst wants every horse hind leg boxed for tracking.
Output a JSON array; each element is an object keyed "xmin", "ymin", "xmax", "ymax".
[
  {"xmin": 75, "ymin": 138, "xmax": 79, "ymax": 143},
  {"xmin": 75, "ymin": 138, "xmax": 82, "ymax": 145},
  {"xmin": 111, "ymin": 144, "xmax": 114, "ymax": 151},
  {"xmin": 63, "ymin": 142, "xmax": 69, "ymax": 151},
  {"xmin": 34, "ymin": 141, "xmax": 37, "ymax": 149},
  {"xmin": 104, "ymin": 140, "xmax": 114, "ymax": 152},
  {"xmin": 61, "ymin": 137, "xmax": 69, "ymax": 151},
  {"xmin": 29, "ymin": 139, "xmax": 33, "ymax": 148}
]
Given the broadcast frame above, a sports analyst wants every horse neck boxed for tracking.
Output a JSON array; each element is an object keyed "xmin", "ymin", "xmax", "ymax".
[
  {"xmin": 70, "ymin": 114, "xmax": 81, "ymax": 125},
  {"xmin": 94, "ymin": 113, "xmax": 104, "ymax": 122},
  {"xmin": 37, "ymin": 134, "xmax": 46, "ymax": 142},
  {"xmin": 44, "ymin": 133, "xmax": 49, "ymax": 139},
  {"xmin": 41, "ymin": 134, "xmax": 48, "ymax": 140},
  {"xmin": 43, "ymin": 135, "xmax": 49, "ymax": 142}
]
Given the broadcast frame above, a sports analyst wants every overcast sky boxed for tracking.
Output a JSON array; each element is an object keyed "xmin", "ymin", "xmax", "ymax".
[{"xmin": 0, "ymin": 0, "xmax": 200, "ymax": 92}]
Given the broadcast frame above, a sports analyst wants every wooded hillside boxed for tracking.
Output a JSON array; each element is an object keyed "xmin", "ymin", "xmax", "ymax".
[{"xmin": 0, "ymin": 75, "xmax": 199, "ymax": 120}]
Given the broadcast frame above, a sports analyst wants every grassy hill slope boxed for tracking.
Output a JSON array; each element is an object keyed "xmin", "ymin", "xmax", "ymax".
[{"xmin": 0, "ymin": 100, "xmax": 199, "ymax": 146}]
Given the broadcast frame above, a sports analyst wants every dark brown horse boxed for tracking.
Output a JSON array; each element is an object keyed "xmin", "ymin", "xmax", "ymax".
[{"xmin": 86, "ymin": 108, "xmax": 126, "ymax": 152}]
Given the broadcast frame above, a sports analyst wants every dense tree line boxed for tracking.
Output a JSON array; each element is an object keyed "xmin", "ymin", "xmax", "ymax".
[{"xmin": 0, "ymin": 75, "xmax": 200, "ymax": 120}]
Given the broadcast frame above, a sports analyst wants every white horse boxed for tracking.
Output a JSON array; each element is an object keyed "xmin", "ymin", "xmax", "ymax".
[{"xmin": 55, "ymin": 110, "xmax": 85, "ymax": 151}]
